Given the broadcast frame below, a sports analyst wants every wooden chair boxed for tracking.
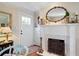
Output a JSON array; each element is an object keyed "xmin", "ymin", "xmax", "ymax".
[{"xmin": 0, "ymin": 45, "xmax": 29, "ymax": 56}]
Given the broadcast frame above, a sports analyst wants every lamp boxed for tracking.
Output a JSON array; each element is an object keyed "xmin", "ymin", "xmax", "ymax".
[{"xmin": 0, "ymin": 27, "xmax": 12, "ymax": 42}]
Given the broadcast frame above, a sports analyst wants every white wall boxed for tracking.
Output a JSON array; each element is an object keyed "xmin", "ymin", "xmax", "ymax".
[{"xmin": 0, "ymin": 3, "xmax": 35, "ymax": 46}]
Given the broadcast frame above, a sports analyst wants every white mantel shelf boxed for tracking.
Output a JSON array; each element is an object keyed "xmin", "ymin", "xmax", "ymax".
[{"xmin": 40, "ymin": 23, "xmax": 79, "ymax": 26}]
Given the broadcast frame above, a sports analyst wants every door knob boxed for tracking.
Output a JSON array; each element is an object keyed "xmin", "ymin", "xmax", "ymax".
[
  {"xmin": 21, "ymin": 30, "xmax": 22, "ymax": 32},
  {"xmin": 20, "ymin": 33, "xmax": 23, "ymax": 35},
  {"xmin": 21, "ymin": 30, "xmax": 23, "ymax": 35}
]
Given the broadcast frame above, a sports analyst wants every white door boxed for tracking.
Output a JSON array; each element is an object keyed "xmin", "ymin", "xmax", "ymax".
[{"xmin": 20, "ymin": 16, "xmax": 33, "ymax": 47}]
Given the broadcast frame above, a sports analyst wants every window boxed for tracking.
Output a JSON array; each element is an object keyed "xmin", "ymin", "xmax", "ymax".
[{"xmin": 22, "ymin": 16, "xmax": 31, "ymax": 25}]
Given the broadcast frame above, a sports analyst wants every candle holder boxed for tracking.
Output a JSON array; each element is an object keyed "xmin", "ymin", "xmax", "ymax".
[{"xmin": 75, "ymin": 14, "xmax": 78, "ymax": 23}]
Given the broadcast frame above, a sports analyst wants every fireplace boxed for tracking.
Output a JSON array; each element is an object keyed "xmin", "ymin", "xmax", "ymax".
[{"xmin": 48, "ymin": 38, "xmax": 65, "ymax": 56}]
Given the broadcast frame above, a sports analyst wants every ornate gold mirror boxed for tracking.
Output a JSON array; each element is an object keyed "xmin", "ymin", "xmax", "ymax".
[
  {"xmin": 0, "ymin": 11, "xmax": 12, "ymax": 28},
  {"xmin": 46, "ymin": 6, "xmax": 69, "ymax": 22}
]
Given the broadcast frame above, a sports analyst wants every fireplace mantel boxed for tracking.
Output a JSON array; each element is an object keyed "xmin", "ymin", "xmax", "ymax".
[
  {"xmin": 40, "ymin": 23, "xmax": 79, "ymax": 26},
  {"xmin": 35, "ymin": 23, "xmax": 79, "ymax": 56}
]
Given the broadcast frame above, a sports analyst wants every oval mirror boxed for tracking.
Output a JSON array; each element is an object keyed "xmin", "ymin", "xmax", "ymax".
[{"xmin": 46, "ymin": 7, "xmax": 69, "ymax": 22}]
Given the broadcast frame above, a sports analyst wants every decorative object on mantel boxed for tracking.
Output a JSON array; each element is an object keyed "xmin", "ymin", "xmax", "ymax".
[
  {"xmin": 75, "ymin": 12, "xmax": 78, "ymax": 23},
  {"xmin": 46, "ymin": 6, "xmax": 69, "ymax": 23},
  {"xmin": 63, "ymin": 16, "xmax": 70, "ymax": 24},
  {"xmin": 75, "ymin": 14, "xmax": 78, "ymax": 23},
  {"xmin": 68, "ymin": 12, "xmax": 79, "ymax": 23},
  {"xmin": 37, "ymin": 16, "xmax": 44, "ymax": 25}
]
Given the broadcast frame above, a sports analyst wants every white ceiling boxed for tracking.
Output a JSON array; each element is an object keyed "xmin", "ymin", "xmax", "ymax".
[
  {"xmin": 1, "ymin": 2, "xmax": 53, "ymax": 12},
  {"xmin": 1, "ymin": 2, "xmax": 79, "ymax": 12}
]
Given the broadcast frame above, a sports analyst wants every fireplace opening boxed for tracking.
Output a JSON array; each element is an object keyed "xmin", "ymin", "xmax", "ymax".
[{"xmin": 48, "ymin": 38, "xmax": 65, "ymax": 56}]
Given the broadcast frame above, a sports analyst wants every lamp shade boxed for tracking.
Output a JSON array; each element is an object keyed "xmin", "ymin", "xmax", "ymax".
[{"xmin": 0, "ymin": 27, "xmax": 12, "ymax": 33}]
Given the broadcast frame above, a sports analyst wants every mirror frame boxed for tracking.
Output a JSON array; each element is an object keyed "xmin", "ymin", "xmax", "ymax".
[
  {"xmin": 0, "ymin": 11, "xmax": 12, "ymax": 29},
  {"xmin": 46, "ymin": 6, "xmax": 69, "ymax": 22}
]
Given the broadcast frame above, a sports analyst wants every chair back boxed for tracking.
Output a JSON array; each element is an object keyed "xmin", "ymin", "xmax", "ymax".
[
  {"xmin": 0, "ymin": 45, "xmax": 29, "ymax": 56},
  {"xmin": 0, "ymin": 46, "xmax": 14, "ymax": 56}
]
